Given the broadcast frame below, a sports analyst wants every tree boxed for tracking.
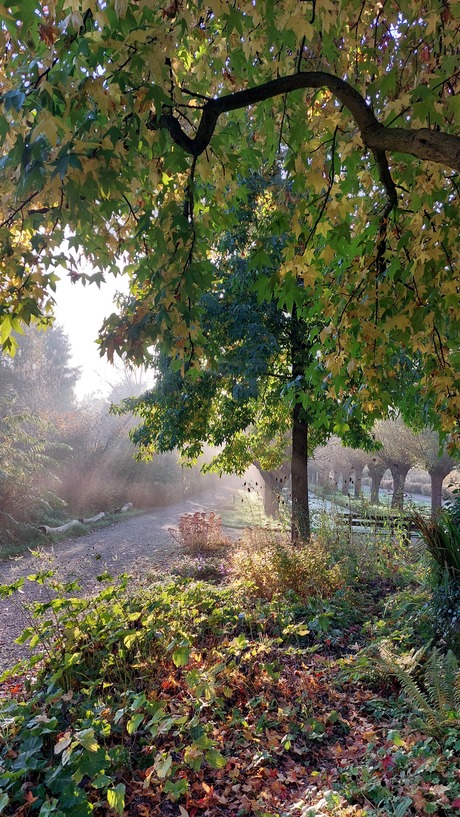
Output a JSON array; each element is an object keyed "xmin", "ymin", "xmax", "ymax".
[
  {"xmin": 0, "ymin": 395, "xmax": 59, "ymax": 530},
  {"xmin": 404, "ymin": 428, "xmax": 457, "ymax": 516},
  {"xmin": 0, "ymin": 324, "xmax": 80, "ymax": 414},
  {"xmin": 0, "ymin": 1, "xmax": 459, "ymax": 439},
  {"xmin": 122, "ymin": 174, "xmax": 376, "ymax": 540}
]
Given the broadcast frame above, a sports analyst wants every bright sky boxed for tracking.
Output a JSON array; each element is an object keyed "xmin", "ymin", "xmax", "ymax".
[{"xmin": 54, "ymin": 272, "xmax": 130, "ymax": 400}]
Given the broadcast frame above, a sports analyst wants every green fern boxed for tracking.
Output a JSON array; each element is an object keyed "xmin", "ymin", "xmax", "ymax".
[{"xmin": 379, "ymin": 643, "xmax": 460, "ymax": 738}]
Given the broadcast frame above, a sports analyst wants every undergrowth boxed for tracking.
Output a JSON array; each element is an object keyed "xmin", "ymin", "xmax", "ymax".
[{"xmin": 0, "ymin": 514, "xmax": 458, "ymax": 817}]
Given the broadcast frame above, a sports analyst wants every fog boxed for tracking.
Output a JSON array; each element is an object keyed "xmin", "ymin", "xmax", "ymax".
[{"xmin": 1, "ymin": 325, "xmax": 458, "ymax": 551}]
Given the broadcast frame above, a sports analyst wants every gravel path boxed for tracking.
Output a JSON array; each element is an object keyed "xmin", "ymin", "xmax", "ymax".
[{"xmin": 0, "ymin": 486, "xmax": 239, "ymax": 672}]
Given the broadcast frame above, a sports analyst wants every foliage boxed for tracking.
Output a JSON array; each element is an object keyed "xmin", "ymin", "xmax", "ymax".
[
  {"xmin": 0, "ymin": 574, "xmax": 359, "ymax": 817},
  {"xmin": 411, "ymin": 498, "xmax": 460, "ymax": 659},
  {"xmin": 168, "ymin": 511, "xmax": 231, "ymax": 556},
  {"xmin": 336, "ymin": 726, "xmax": 460, "ymax": 817},
  {"xmin": 379, "ymin": 645, "xmax": 460, "ymax": 740},
  {"xmin": 121, "ymin": 173, "xmax": 376, "ymax": 476},
  {"xmin": 0, "ymin": 1, "xmax": 459, "ymax": 439},
  {"xmin": 2, "ymin": 526, "xmax": 460, "ymax": 816},
  {"xmin": 231, "ymin": 528, "xmax": 343, "ymax": 601},
  {"xmin": 431, "ymin": 581, "xmax": 460, "ymax": 657},
  {"xmin": 316, "ymin": 509, "xmax": 421, "ymax": 592},
  {"xmin": 414, "ymin": 511, "xmax": 460, "ymax": 583}
]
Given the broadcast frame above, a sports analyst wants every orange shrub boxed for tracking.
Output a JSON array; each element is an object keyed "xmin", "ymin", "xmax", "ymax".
[{"xmin": 169, "ymin": 511, "xmax": 231, "ymax": 555}]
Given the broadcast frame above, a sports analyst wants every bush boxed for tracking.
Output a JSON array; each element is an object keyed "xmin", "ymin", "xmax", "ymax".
[
  {"xmin": 414, "ymin": 512, "xmax": 460, "ymax": 583},
  {"xmin": 169, "ymin": 511, "xmax": 231, "ymax": 555},
  {"xmin": 230, "ymin": 529, "xmax": 343, "ymax": 601},
  {"xmin": 313, "ymin": 508, "xmax": 420, "ymax": 591},
  {"xmin": 431, "ymin": 582, "xmax": 460, "ymax": 656}
]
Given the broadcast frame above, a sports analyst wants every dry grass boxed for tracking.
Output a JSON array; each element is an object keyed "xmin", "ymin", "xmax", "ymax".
[{"xmin": 230, "ymin": 527, "xmax": 343, "ymax": 600}]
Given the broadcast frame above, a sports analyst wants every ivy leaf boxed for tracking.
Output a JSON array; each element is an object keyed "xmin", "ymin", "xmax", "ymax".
[
  {"xmin": 107, "ymin": 783, "xmax": 125, "ymax": 816},
  {"xmin": 127, "ymin": 713, "xmax": 144, "ymax": 734},
  {"xmin": 54, "ymin": 732, "xmax": 72, "ymax": 755},
  {"xmin": 75, "ymin": 728, "xmax": 99, "ymax": 752},
  {"xmin": 205, "ymin": 748, "xmax": 227, "ymax": 769},
  {"xmin": 155, "ymin": 753, "xmax": 172, "ymax": 779},
  {"xmin": 172, "ymin": 645, "xmax": 190, "ymax": 667}
]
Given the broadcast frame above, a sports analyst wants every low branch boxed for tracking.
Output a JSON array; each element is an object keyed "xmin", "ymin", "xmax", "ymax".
[{"xmin": 153, "ymin": 70, "xmax": 460, "ymax": 172}]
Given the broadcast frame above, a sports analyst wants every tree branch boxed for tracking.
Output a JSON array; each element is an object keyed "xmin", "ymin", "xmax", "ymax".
[{"xmin": 152, "ymin": 70, "xmax": 460, "ymax": 175}]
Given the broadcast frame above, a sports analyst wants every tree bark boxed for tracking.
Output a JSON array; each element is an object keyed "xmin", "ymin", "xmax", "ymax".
[
  {"xmin": 353, "ymin": 466, "xmax": 363, "ymax": 499},
  {"xmin": 291, "ymin": 402, "xmax": 310, "ymax": 543},
  {"xmin": 341, "ymin": 467, "xmax": 353, "ymax": 496},
  {"xmin": 389, "ymin": 464, "xmax": 411, "ymax": 510},
  {"xmin": 254, "ymin": 462, "xmax": 290, "ymax": 518},
  {"xmin": 368, "ymin": 462, "xmax": 386, "ymax": 505},
  {"xmin": 157, "ymin": 71, "xmax": 460, "ymax": 173},
  {"xmin": 429, "ymin": 468, "xmax": 449, "ymax": 517}
]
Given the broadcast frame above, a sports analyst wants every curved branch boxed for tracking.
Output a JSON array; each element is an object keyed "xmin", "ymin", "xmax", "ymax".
[{"xmin": 154, "ymin": 70, "xmax": 460, "ymax": 173}]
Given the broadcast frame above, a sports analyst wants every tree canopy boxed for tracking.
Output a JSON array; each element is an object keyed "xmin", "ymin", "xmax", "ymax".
[{"xmin": 1, "ymin": 0, "xmax": 459, "ymax": 434}]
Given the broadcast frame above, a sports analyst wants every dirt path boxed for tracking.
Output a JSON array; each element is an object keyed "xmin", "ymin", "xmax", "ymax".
[{"xmin": 0, "ymin": 486, "xmax": 240, "ymax": 672}]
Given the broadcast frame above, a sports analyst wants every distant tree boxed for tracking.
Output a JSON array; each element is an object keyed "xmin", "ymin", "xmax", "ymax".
[
  {"xmin": 0, "ymin": 324, "xmax": 80, "ymax": 414},
  {"xmin": 406, "ymin": 429, "xmax": 457, "ymax": 516},
  {"xmin": 0, "ymin": 395, "xmax": 59, "ymax": 531},
  {"xmin": 367, "ymin": 457, "xmax": 388, "ymax": 506},
  {"xmin": 372, "ymin": 419, "xmax": 420, "ymax": 510}
]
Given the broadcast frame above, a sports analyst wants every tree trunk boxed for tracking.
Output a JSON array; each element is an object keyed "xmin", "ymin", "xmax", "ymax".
[
  {"xmin": 254, "ymin": 463, "xmax": 289, "ymax": 518},
  {"xmin": 291, "ymin": 401, "xmax": 310, "ymax": 543},
  {"xmin": 389, "ymin": 464, "xmax": 411, "ymax": 510},
  {"xmin": 353, "ymin": 466, "xmax": 363, "ymax": 498},
  {"xmin": 263, "ymin": 483, "xmax": 280, "ymax": 517},
  {"xmin": 341, "ymin": 467, "xmax": 353, "ymax": 496},
  {"xmin": 368, "ymin": 462, "xmax": 385, "ymax": 505},
  {"xmin": 429, "ymin": 468, "xmax": 448, "ymax": 517}
]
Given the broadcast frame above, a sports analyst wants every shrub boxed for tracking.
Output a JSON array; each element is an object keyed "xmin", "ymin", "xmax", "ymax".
[
  {"xmin": 314, "ymin": 508, "xmax": 420, "ymax": 591},
  {"xmin": 169, "ymin": 511, "xmax": 231, "ymax": 555},
  {"xmin": 431, "ymin": 582, "xmax": 460, "ymax": 656},
  {"xmin": 230, "ymin": 529, "xmax": 343, "ymax": 601},
  {"xmin": 413, "ymin": 512, "xmax": 460, "ymax": 583}
]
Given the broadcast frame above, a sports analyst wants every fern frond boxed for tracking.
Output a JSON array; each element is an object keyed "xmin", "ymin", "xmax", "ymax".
[
  {"xmin": 379, "ymin": 643, "xmax": 439, "ymax": 725},
  {"xmin": 379, "ymin": 642, "xmax": 460, "ymax": 737}
]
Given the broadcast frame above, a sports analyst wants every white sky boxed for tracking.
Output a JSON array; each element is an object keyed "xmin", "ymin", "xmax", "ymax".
[{"xmin": 54, "ymin": 272, "xmax": 130, "ymax": 400}]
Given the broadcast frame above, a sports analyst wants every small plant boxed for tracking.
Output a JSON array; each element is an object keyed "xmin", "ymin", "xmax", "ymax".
[
  {"xmin": 414, "ymin": 511, "xmax": 460, "ymax": 655},
  {"xmin": 413, "ymin": 511, "xmax": 460, "ymax": 582},
  {"xmin": 169, "ymin": 511, "xmax": 231, "ymax": 555},
  {"xmin": 379, "ymin": 643, "xmax": 460, "ymax": 739},
  {"xmin": 231, "ymin": 528, "xmax": 343, "ymax": 601}
]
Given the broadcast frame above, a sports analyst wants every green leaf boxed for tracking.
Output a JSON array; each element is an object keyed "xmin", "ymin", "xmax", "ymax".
[
  {"xmin": 0, "ymin": 794, "xmax": 9, "ymax": 814},
  {"xmin": 205, "ymin": 748, "xmax": 227, "ymax": 769},
  {"xmin": 75, "ymin": 728, "xmax": 99, "ymax": 752},
  {"xmin": 107, "ymin": 783, "xmax": 125, "ymax": 816},
  {"xmin": 127, "ymin": 713, "xmax": 144, "ymax": 734},
  {"xmin": 163, "ymin": 778, "xmax": 189, "ymax": 801},
  {"xmin": 3, "ymin": 89, "xmax": 25, "ymax": 112},
  {"xmin": 38, "ymin": 798, "xmax": 59, "ymax": 816},
  {"xmin": 172, "ymin": 645, "xmax": 190, "ymax": 667},
  {"xmin": 155, "ymin": 753, "xmax": 172, "ymax": 779}
]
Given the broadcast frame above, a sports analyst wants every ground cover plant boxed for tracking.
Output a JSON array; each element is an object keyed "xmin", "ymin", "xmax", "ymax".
[{"xmin": 0, "ymin": 516, "xmax": 459, "ymax": 817}]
